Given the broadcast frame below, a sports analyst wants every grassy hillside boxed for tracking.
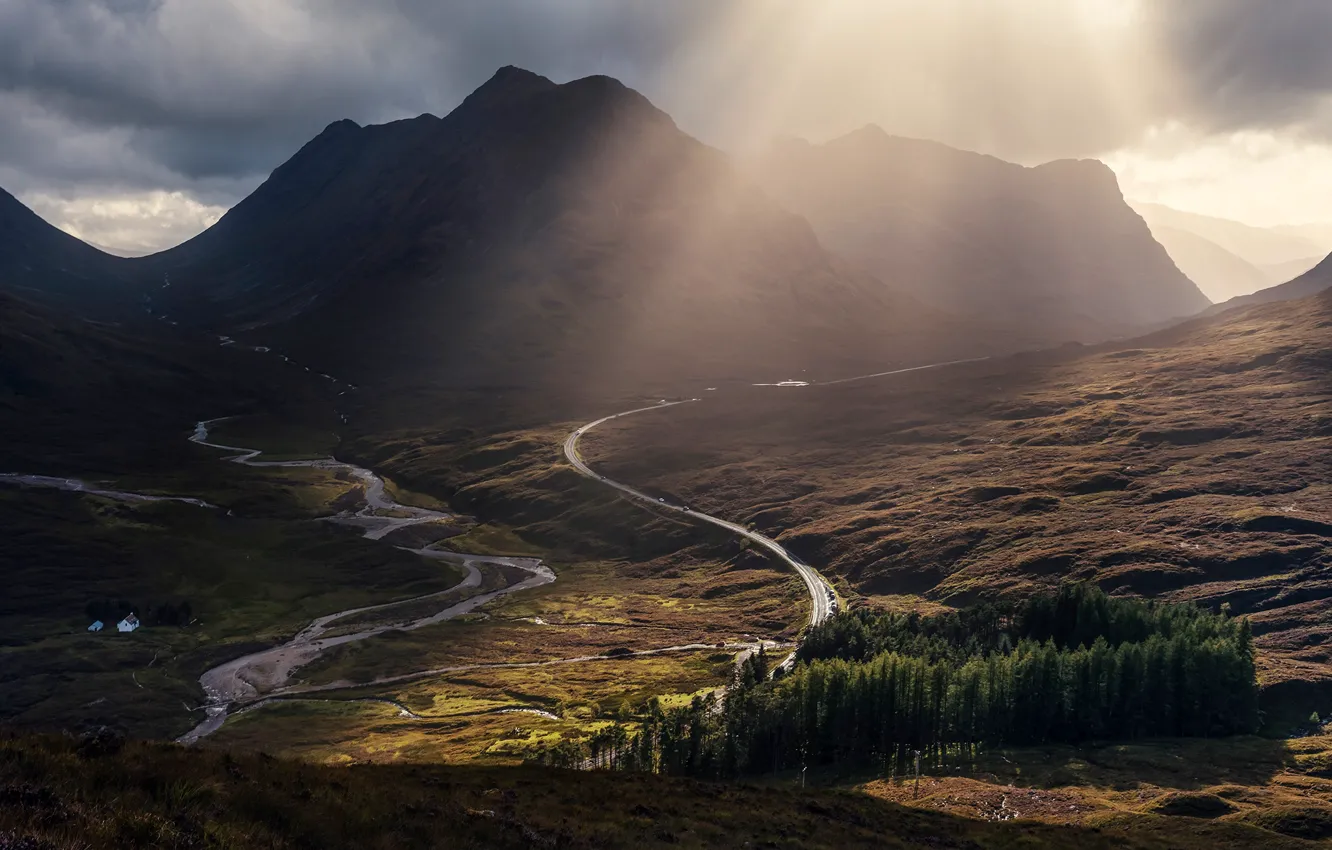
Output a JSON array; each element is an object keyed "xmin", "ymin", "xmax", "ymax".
[
  {"xmin": 578, "ymin": 290, "xmax": 1332, "ymax": 717},
  {"xmin": 0, "ymin": 460, "xmax": 467, "ymax": 740}
]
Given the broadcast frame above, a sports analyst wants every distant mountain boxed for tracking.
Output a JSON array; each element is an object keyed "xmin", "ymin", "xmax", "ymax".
[
  {"xmin": 753, "ymin": 129, "xmax": 1210, "ymax": 341},
  {"xmin": 0, "ymin": 187, "xmax": 139, "ymax": 317},
  {"xmin": 1270, "ymin": 221, "xmax": 1332, "ymax": 249},
  {"xmin": 1208, "ymin": 252, "xmax": 1332, "ymax": 314},
  {"xmin": 1132, "ymin": 203, "xmax": 1328, "ymax": 269},
  {"xmin": 142, "ymin": 68, "xmax": 1014, "ymax": 398},
  {"xmin": 1147, "ymin": 225, "xmax": 1269, "ymax": 302},
  {"xmin": 1258, "ymin": 255, "xmax": 1324, "ymax": 286}
]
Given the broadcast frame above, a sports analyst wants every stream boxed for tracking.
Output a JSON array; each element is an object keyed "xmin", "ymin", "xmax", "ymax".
[{"xmin": 177, "ymin": 419, "xmax": 555, "ymax": 744}]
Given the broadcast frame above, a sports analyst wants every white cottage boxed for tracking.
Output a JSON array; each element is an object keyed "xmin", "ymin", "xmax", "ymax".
[
  {"xmin": 87, "ymin": 620, "xmax": 104, "ymax": 632},
  {"xmin": 117, "ymin": 613, "xmax": 140, "ymax": 633}
]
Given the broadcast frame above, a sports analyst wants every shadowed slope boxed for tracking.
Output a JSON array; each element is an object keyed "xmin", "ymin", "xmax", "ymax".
[{"xmin": 0, "ymin": 187, "xmax": 140, "ymax": 316}]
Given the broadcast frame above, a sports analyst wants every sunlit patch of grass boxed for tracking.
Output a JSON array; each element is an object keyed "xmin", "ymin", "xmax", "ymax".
[
  {"xmin": 1, "ymin": 484, "xmax": 466, "ymax": 739},
  {"xmin": 856, "ymin": 734, "xmax": 1332, "ymax": 841},
  {"xmin": 431, "ymin": 522, "xmax": 544, "ymax": 556},
  {"xmin": 209, "ymin": 651, "xmax": 736, "ymax": 763}
]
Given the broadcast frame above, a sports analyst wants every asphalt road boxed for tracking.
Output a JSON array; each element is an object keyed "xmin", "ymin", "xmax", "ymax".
[{"xmin": 563, "ymin": 400, "xmax": 838, "ymax": 642}]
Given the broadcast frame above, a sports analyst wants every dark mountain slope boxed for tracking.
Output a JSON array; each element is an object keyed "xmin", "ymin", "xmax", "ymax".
[
  {"xmin": 0, "ymin": 288, "xmax": 303, "ymax": 472},
  {"xmin": 0, "ymin": 187, "xmax": 141, "ymax": 316},
  {"xmin": 754, "ymin": 129, "xmax": 1211, "ymax": 341},
  {"xmin": 147, "ymin": 69, "xmax": 1015, "ymax": 403},
  {"xmin": 1209, "ymin": 251, "xmax": 1332, "ymax": 314}
]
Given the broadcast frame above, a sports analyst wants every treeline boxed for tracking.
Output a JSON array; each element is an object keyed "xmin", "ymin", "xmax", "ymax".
[
  {"xmin": 530, "ymin": 585, "xmax": 1259, "ymax": 777},
  {"xmin": 796, "ymin": 583, "xmax": 1248, "ymax": 664}
]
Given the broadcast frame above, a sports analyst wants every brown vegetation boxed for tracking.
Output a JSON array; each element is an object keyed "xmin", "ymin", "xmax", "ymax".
[
  {"xmin": 3, "ymin": 730, "xmax": 1326, "ymax": 849},
  {"xmin": 580, "ymin": 292, "xmax": 1332, "ymax": 716}
]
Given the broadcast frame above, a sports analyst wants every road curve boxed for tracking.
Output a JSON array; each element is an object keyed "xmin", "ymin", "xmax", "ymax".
[{"xmin": 563, "ymin": 401, "xmax": 838, "ymax": 645}]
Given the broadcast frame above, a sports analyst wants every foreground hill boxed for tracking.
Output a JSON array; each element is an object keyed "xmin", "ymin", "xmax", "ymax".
[
  {"xmin": 132, "ymin": 68, "xmax": 1025, "ymax": 402},
  {"xmin": 2, "ymin": 731, "xmax": 1325, "ymax": 848},
  {"xmin": 580, "ymin": 288, "xmax": 1332, "ymax": 702},
  {"xmin": 754, "ymin": 129, "xmax": 1210, "ymax": 341}
]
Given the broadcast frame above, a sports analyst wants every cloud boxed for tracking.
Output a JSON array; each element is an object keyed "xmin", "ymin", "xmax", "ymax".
[
  {"xmin": 5, "ymin": 0, "xmax": 1332, "ymax": 252},
  {"xmin": 1152, "ymin": 0, "xmax": 1332, "ymax": 138},
  {"xmin": 1108, "ymin": 125, "xmax": 1332, "ymax": 228},
  {"xmin": 23, "ymin": 189, "xmax": 225, "ymax": 256}
]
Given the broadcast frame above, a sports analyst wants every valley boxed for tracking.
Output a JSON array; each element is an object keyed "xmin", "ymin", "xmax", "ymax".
[{"xmin": 5, "ymin": 43, "xmax": 1332, "ymax": 848}]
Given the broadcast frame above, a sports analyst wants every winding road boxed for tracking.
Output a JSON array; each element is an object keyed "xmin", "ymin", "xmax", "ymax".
[
  {"xmin": 563, "ymin": 401, "xmax": 838, "ymax": 665},
  {"xmin": 561, "ymin": 358, "xmax": 991, "ymax": 661},
  {"xmin": 7, "ymin": 357, "xmax": 982, "ymax": 744}
]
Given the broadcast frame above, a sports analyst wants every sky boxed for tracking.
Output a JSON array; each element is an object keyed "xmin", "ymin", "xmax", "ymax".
[{"xmin": 5, "ymin": 0, "xmax": 1332, "ymax": 255}]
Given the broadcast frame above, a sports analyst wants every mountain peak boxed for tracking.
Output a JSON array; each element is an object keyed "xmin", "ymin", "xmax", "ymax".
[
  {"xmin": 466, "ymin": 66, "xmax": 557, "ymax": 104},
  {"xmin": 849, "ymin": 124, "xmax": 889, "ymax": 139},
  {"xmin": 1033, "ymin": 157, "xmax": 1119, "ymax": 189}
]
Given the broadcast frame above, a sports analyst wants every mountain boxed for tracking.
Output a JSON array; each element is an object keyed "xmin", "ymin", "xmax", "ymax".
[
  {"xmin": 0, "ymin": 187, "xmax": 140, "ymax": 317},
  {"xmin": 753, "ymin": 129, "xmax": 1210, "ymax": 341},
  {"xmin": 142, "ymin": 68, "xmax": 1011, "ymax": 400},
  {"xmin": 1271, "ymin": 221, "xmax": 1332, "ymax": 249},
  {"xmin": 1132, "ymin": 202, "xmax": 1329, "ymax": 268},
  {"xmin": 1209, "ymin": 251, "xmax": 1332, "ymax": 314},
  {"xmin": 0, "ymin": 286, "xmax": 302, "ymax": 473},
  {"xmin": 1259, "ymin": 254, "xmax": 1324, "ymax": 285},
  {"xmin": 1147, "ymin": 224, "xmax": 1270, "ymax": 301}
]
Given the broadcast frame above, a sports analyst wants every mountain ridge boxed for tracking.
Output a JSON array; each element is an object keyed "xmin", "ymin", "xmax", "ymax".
[
  {"xmin": 127, "ymin": 68, "xmax": 1021, "ymax": 401},
  {"xmin": 0, "ymin": 186, "xmax": 142, "ymax": 317},
  {"xmin": 1208, "ymin": 251, "xmax": 1332, "ymax": 314},
  {"xmin": 753, "ymin": 127, "xmax": 1211, "ymax": 341}
]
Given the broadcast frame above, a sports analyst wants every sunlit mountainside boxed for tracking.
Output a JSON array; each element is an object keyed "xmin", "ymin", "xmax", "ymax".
[{"xmin": 756, "ymin": 129, "xmax": 1211, "ymax": 339}]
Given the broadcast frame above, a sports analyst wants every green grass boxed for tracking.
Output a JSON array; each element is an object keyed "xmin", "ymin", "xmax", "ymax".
[{"xmin": 0, "ymin": 487, "xmax": 465, "ymax": 739}]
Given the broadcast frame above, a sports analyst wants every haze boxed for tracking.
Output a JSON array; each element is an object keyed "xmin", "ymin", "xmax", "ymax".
[{"xmin": 6, "ymin": 0, "xmax": 1332, "ymax": 255}]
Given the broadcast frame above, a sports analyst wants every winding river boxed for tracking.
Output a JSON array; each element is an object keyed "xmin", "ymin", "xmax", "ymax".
[{"xmin": 178, "ymin": 420, "xmax": 555, "ymax": 744}]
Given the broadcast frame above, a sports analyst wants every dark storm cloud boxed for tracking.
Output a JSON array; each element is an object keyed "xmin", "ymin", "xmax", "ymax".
[
  {"xmin": 0, "ymin": 0, "xmax": 723, "ymax": 196},
  {"xmin": 6, "ymin": 0, "xmax": 1332, "ymax": 235},
  {"xmin": 1154, "ymin": 0, "xmax": 1332, "ymax": 136}
]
